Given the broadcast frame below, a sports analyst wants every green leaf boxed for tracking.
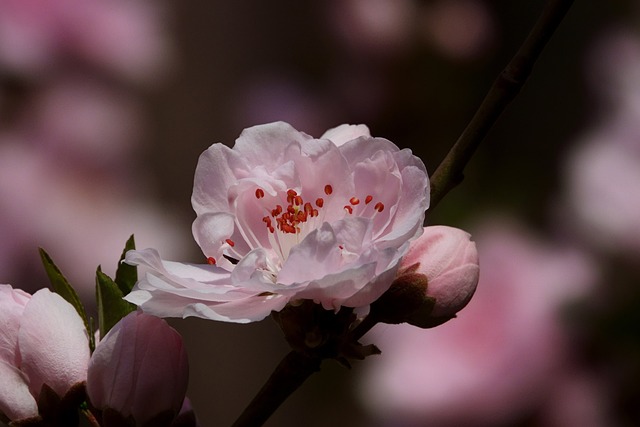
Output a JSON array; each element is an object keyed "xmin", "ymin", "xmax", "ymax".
[
  {"xmin": 96, "ymin": 267, "xmax": 136, "ymax": 339},
  {"xmin": 114, "ymin": 234, "xmax": 137, "ymax": 296},
  {"xmin": 38, "ymin": 248, "xmax": 90, "ymax": 336}
]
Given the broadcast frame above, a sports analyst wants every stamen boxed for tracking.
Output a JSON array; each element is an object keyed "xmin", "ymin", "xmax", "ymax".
[
  {"xmin": 225, "ymin": 239, "xmax": 235, "ymax": 247},
  {"xmin": 365, "ymin": 195, "xmax": 373, "ymax": 204},
  {"xmin": 350, "ymin": 197, "xmax": 360, "ymax": 205},
  {"xmin": 315, "ymin": 198, "xmax": 324, "ymax": 208},
  {"xmin": 207, "ymin": 257, "xmax": 216, "ymax": 265},
  {"xmin": 324, "ymin": 185, "xmax": 333, "ymax": 195},
  {"xmin": 255, "ymin": 188, "xmax": 265, "ymax": 199},
  {"xmin": 344, "ymin": 205, "xmax": 353, "ymax": 214},
  {"xmin": 374, "ymin": 202, "xmax": 385, "ymax": 212}
]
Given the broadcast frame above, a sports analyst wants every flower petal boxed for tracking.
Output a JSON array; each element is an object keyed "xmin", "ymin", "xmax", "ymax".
[
  {"xmin": 18, "ymin": 289, "xmax": 90, "ymax": 399},
  {"xmin": 321, "ymin": 123, "xmax": 371, "ymax": 147},
  {"xmin": 0, "ymin": 284, "xmax": 31, "ymax": 366},
  {"xmin": 0, "ymin": 360, "xmax": 38, "ymax": 421}
]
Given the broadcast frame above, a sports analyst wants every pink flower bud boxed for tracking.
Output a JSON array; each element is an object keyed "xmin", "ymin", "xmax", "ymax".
[
  {"xmin": 0, "ymin": 286, "xmax": 90, "ymax": 422},
  {"xmin": 87, "ymin": 311, "xmax": 189, "ymax": 427},
  {"xmin": 400, "ymin": 225, "xmax": 479, "ymax": 320}
]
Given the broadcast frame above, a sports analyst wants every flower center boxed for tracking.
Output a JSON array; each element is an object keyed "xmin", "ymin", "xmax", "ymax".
[{"xmin": 209, "ymin": 184, "xmax": 385, "ymax": 269}]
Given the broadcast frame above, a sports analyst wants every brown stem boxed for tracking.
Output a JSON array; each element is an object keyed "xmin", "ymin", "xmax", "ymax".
[
  {"xmin": 231, "ymin": 351, "xmax": 321, "ymax": 427},
  {"xmin": 429, "ymin": 0, "xmax": 575, "ymax": 209}
]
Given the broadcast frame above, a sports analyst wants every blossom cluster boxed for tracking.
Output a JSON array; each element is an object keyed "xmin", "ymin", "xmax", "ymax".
[
  {"xmin": 0, "ymin": 285, "xmax": 192, "ymax": 427},
  {"xmin": 1, "ymin": 122, "xmax": 480, "ymax": 426}
]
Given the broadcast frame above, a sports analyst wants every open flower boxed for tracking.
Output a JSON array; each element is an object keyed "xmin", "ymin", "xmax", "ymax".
[{"xmin": 125, "ymin": 122, "xmax": 429, "ymax": 322}]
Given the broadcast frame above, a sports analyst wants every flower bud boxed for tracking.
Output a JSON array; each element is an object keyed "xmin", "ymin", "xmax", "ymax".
[
  {"xmin": 0, "ymin": 286, "xmax": 90, "ymax": 423},
  {"xmin": 87, "ymin": 311, "xmax": 189, "ymax": 427},
  {"xmin": 373, "ymin": 226, "xmax": 479, "ymax": 328}
]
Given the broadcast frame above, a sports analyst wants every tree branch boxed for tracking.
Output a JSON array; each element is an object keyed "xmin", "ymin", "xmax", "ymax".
[
  {"xmin": 231, "ymin": 351, "xmax": 321, "ymax": 427},
  {"xmin": 429, "ymin": 0, "xmax": 575, "ymax": 209}
]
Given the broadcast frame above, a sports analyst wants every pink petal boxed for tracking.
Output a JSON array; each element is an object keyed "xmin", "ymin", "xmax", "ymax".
[
  {"xmin": 87, "ymin": 312, "xmax": 189, "ymax": 424},
  {"xmin": 0, "ymin": 360, "xmax": 38, "ymax": 421},
  {"xmin": 18, "ymin": 289, "xmax": 90, "ymax": 399},
  {"xmin": 0, "ymin": 285, "xmax": 31, "ymax": 365}
]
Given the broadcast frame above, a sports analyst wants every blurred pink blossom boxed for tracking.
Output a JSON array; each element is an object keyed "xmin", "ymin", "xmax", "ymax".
[
  {"xmin": 360, "ymin": 221, "xmax": 596, "ymax": 426},
  {"xmin": 124, "ymin": 122, "xmax": 429, "ymax": 323},
  {"xmin": 0, "ymin": 142, "xmax": 188, "ymax": 299},
  {"xmin": 329, "ymin": 0, "xmax": 415, "ymax": 57},
  {"xmin": 0, "ymin": 0, "xmax": 171, "ymax": 81},
  {"xmin": 563, "ymin": 30, "xmax": 640, "ymax": 256},
  {"xmin": 420, "ymin": 0, "xmax": 494, "ymax": 60},
  {"xmin": 327, "ymin": 0, "xmax": 493, "ymax": 60}
]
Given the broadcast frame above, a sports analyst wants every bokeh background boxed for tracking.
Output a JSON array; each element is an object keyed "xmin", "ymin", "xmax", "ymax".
[{"xmin": 1, "ymin": 1, "xmax": 639, "ymax": 426}]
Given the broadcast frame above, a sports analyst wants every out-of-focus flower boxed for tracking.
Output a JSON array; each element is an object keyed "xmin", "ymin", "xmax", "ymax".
[
  {"xmin": 562, "ymin": 30, "xmax": 640, "ymax": 256},
  {"xmin": 420, "ymin": 0, "xmax": 494, "ymax": 60},
  {"xmin": 0, "ymin": 0, "xmax": 171, "ymax": 81},
  {"xmin": 0, "ymin": 142, "xmax": 188, "ymax": 298},
  {"xmin": 87, "ymin": 311, "xmax": 189, "ymax": 427},
  {"xmin": 329, "ymin": 0, "xmax": 415, "ymax": 57},
  {"xmin": 360, "ymin": 221, "xmax": 595, "ymax": 427},
  {"xmin": 0, "ymin": 286, "xmax": 90, "ymax": 423},
  {"xmin": 125, "ymin": 122, "xmax": 429, "ymax": 323}
]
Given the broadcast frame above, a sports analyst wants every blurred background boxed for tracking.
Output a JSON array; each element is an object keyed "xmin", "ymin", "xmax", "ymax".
[{"xmin": 1, "ymin": 0, "xmax": 639, "ymax": 426}]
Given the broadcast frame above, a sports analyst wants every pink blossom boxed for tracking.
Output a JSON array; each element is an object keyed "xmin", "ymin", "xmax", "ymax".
[
  {"xmin": 360, "ymin": 221, "xmax": 595, "ymax": 426},
  {"xmin": 0, "ymin": 286, "xmax": 90, "ymax": 422},
  {"xmin": 399, "ymin": 225, "xmax": 479, "ymax": 318},
  {"xmin": 125, "ymin": 122, "xmax": 429, "ymax": 322},
  {"xmin": 0, "ymin": 0, "xmax": 170, "ymax": 81},
  {"xmin": 87, "ymin": 311, "xmax": 189, "ymax": 426},
  {"xmin": 562, "ymin": 31, "xmax": 640, "ymax": 256}
]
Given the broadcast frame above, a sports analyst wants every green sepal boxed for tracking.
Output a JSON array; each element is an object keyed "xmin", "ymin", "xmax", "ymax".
[
  {"xmin": 96, "ymin": 267, "xmax": 136, "ymax": 339},
  {"xmin": 38, "ymin": 248, "xmax": 91, "ymax": 340},
  {"xmin": 114, "ymin": 234, "xmax": 137, "ymax": 296}
]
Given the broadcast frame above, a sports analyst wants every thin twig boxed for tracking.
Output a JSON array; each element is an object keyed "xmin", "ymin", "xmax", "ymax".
[
  {"xmin": 231, "ymin": 351, "xmax": 321, "ymax": 427},
  {"xmin": 429, "ymin": 0, "xmax": 575, "ymax": 209}
]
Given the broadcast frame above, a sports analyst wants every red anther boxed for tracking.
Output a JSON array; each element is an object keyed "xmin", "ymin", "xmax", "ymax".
[
  {"xmin": 374, "ymin": 202, "xmax": 385, "ymax": 212},
  {"xmin": 344, "ymin": 205, "xmax": 353, "ymax": 214},
  {"xmin": 268, "ymin": 226, "xmax": 275, "ymax": 233},
  {"xmin": 262, "ymin": 216, "xmax": 271, "ymax": 224},
  {"xmin": 315, "ymin": 198, "xmax": 324, "ymax": 208},
  {"xmin": 255, "ymin": 188, "xmax": 265, "ymax": 199},
  {"xmin": 286, "ymin": 189, "xmax": 298, "ymax": 203},
  {"xmin": 225, "ymin": 239, "xmax": 235, "ymax": 247},
  {"xmin": 350, "ymin": 197, "xmax": 360, "ymax": 205},
  {"xmin": 294, "ymin": 195, "xmax": 303, "ymax": 206},
  {"xmin": 324, "ymin": 185, "xmax": 333, "ymax": 195},
  {"xmin": 297, "ymin": 211, "xmax": 307, "ymax": 221},
  {"xmin": 304, "ymin": 202, "xmax": 313, "ymax": 215},
  {"xmin": 365, "ymin": 195, "xmax": 373, "ymax": 204},
  {"xmin": 339, "ymin": 245, "xmax": 344, "ymax": 250},
  {"xmin": 282, "ymin": 224, "xmax": 296, "ymax": 234},
  {"xmin": 207, "ymin": 257, "xmax": 216, "ymax": 265},
  {"xmin": 287, "ymin": 205, "xmax": 296, "ymax": 214},
  {"xmin": 312, "ymin": 209, "xmax": 319, "ymax": 217}
]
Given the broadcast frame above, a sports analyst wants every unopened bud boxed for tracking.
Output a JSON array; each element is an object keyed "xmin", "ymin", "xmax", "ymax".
[
  {"xmin": 87, "ymin": 311, "xmax": 189, "ymax": 427},
  {"xmin": 372, "ymin": 226, "xmax": 479, "ymax": 328}
]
